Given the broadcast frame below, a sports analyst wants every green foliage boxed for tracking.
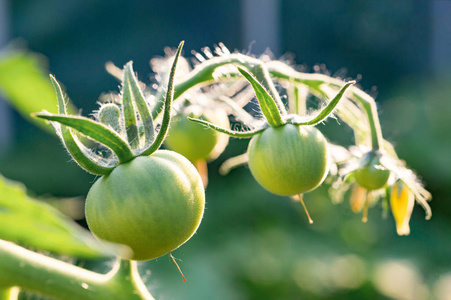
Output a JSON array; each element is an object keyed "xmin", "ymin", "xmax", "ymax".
[
  {"xmin": 0, "ymin": 51, "xmax": 74, "ymax": 130},
  {"xmin": 0, "ymin": 175, "xmax": 108, "ymax": 258}
]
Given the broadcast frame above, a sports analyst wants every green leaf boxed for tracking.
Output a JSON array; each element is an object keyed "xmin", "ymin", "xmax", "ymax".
[
  {"xmin": 290, "ymin": 81, "xmax": 355, "ymax": 126},
  {"xmin": 0, "ymin": 175, "xmax": 108, "ymax": 258},
  {"xmin": 49, "ymin": 76, "xmax": 115, "ymax": 175},
  {"xmin": 121, "ymin": 68, "xmax": 140, "ymax": 149},
  {"xmin": 141, "ymin": 41, "xmax": 184, "ymax": 156},
  {"xmin": 124, "ymin": 62, "xmax": 155, "ymax": 146},
  {"xmin": 237, "ymin": 66, "xmax": 285, "ymax": 127},
  {"xmin": 250, "ymin": 64, "xmax": 288, "ymax": 116},
  {"xmin": 34, "ymin": 113, "xmax": 135, "ymax": 164},
  {"xmin": 0, "ymin": 50, "xmax": 75, "ymax": 130},
  {"xmin": 188, "ymin": 117, "xmax": 265, "ymax": 138}
]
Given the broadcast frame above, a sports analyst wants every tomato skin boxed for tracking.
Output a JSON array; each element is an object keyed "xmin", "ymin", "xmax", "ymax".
[
  {"xmin": 354, "ymin": 151, "xmax": 390, "ymax": 190},
  {"xmin": 85, "ymin": 150, "xmax": 205, "ymax": 261},
  {"xmin": 248, "ymin": 124, "xmax": 329, "ymax": 196},
  {"xmin": 165, "ymin": 106, "xmax": 230, "ymax": 162}
]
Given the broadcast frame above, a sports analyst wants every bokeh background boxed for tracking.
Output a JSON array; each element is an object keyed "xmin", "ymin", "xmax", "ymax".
[{"xmin": 1, "ymin": 0, "xmax": 450, "ymax": 299}]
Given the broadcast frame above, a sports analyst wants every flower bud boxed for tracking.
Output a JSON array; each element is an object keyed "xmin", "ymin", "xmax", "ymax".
[
  {"xmin": 354, "ymin": 150, "xmax": 390, "ymax": 191},
  {"xmin": 350, "ymin": 184, "xmax": 367, "ymax": 213},
  {"xmin": 390, "ymin": 181, "xmax": 415, "ymax": 236}
]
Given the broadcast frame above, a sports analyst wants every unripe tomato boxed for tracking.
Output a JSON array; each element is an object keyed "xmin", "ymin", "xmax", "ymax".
[
  {"xmin": 248, "ymin": 124, "xmax": 329, "ymax": 196},
  {"xmin": 165, "ymin": 106, "xmax": 230, "ymax": 162},
  {"xmin": 85, "ymin": 150, "xmax": 205, "ymax": 261},
  {"xmin": 354, "ymin": 151, "xmax": 390, "ymax": 191}
]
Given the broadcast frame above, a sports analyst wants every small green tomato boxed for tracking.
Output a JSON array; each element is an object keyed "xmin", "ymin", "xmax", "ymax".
[
  {"xmin": 248, "ymin": 124, "xmax": 329, "ymax": 196},
  {"xmin": 354, "ymin": 151, "xmax": 390, "ymax": 190},
  {"xmin": 165, "ymin": 106, "xmax": 230, "ymax": 162},
  {"xmin": 85, "ymin": 150, "xmax": 205, "ymax": 261}
]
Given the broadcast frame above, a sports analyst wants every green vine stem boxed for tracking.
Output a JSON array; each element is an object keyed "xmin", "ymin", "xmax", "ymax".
[
  {"xmin": 151, "ymin": 54, "xmax": 261, "ymax": 119},
  {"xmin": 0, "ymin": 286, "xmax": 19, "ymax": 300},
  {"xmin": 0, "ymin": 240, "xmax": 153, "ymax": 300},
  {"xmin": 151, "ymin": 53, "xmax": 384, "ymax": 151},
  {"xmin": 266, "ymin": 61, "xmax": 384, "ymax": 150}
]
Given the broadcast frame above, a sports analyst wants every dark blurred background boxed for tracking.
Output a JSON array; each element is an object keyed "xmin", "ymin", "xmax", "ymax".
[{"xmin": 1, "ymin": 0, "xmax": 450, "ymax": 299}]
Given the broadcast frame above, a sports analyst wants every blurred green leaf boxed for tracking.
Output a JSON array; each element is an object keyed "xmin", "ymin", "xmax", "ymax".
[
  {"xmin": 0, "ymin": 50, "xmax": 75, "ymax": 130},
  {"xmin": 0, "ymin": 174, "xmax": 108, "ymax": 258}
]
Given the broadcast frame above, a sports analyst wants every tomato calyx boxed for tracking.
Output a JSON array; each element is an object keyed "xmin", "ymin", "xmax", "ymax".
[
  {"xmin": 34, "ymin": 42, "xmax": 185, "ymax": 175},
  {"xmin": 188, "ymin": 66, "xmax": 355, "ymax": 139}
]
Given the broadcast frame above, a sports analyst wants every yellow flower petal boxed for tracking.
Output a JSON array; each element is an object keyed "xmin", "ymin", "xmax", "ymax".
[{"xmin": 390, "ymin": 181, "xmax": 415, "ymax": 236}]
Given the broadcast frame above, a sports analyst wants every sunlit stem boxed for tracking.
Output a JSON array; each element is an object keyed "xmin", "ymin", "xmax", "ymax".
[
  {"xmin": 0, "ymin": 286, "xmax": 19, "ymax": 300},
  {"xmin": 151, "ymin": 54, "xmax": 262, "ymax": 119},
  {"xmin": 219, "ymin": 152, "xmax": 249, "ymax": 176},
  {"xmin": 288, "ymin": 84, "xmax": 308, "ymax": 116},
  {"xmin": 0, "ymin": 240, "xmax": 153, "ymax": 300},
  {"xmin": 293, "ymin": 194, "xmax": 313, "ymax": 224},
  {"xmin": 362, "ymin": 191, "xmax": 371, "ymax": 223},
  {"xmin": 289, "ymin": 81, "xmax": 355, "ymax": 126},
  {"xmin": 353, "ymin": 94, "xmax": 383, "ymax": 150},
  {"xmin": 169, "ymin": 253, "xmax": 186, "ymax": 282},
  {"xmin": 188, "ymin": 117, "xmax": 266, "ymax": 138},
  {"xmin": 266, "ymin": 61, "xmax": 384, "ymax": 150}
]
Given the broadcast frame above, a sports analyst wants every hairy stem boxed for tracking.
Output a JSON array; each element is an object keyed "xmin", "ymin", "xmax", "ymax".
[
  {"xmin": 0, "ymin": 240, "xmax": 153, "ymax": 300},
  {"xmin": 151, "ymin": 54, "xmax": 261, "ymax": 119},
  {"xmin": 0, "ymin": 286, "xmax": 19, "ymax": 300},
  {"xmin": 267, "ymin": 61, "xmax": 384, "ymax": 150},
  {"xmin": 150, "ymin": 53, "xmax": 384, "ymax": 151}
]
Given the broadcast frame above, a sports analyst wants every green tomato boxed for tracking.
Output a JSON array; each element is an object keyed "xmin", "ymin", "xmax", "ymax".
[
  {"xmin": 354, "ymin": 151, "xmax": 390, "ymax": 190},
  {"xmin": 165, "ymin": 106, "xmax": 230, "ymax": 162},
  {"xmin": 85, "ymin": 150, "xmax": 205, "ymax": 261},
  {"xmin": 248, "ymin": 124, "xmax": 329, "ymax": 196}
]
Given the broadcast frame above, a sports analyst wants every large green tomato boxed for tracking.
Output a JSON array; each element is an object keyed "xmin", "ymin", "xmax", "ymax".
[
  {"xmin": 85, "ymin": 150, "xmax": 205, "ymax": 261},
  {"xmin": 165, "ymin": 106, "xmax": 230, "ymax": 162},
  {"xmin": 248, "ymin": 124, "xmax": 329, "ymax": 196},
  {"xmin": 354, "ymin": 151, "xmax": 390, "ymax": 190}
]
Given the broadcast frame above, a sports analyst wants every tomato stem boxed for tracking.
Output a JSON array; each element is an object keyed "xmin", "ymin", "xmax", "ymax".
[
  {"xmin": 266, "ymin": 61, "xmax": 385, "ymax": 150},
  {"xmin": 219, "ymin": 152, "xmax": 249, "ymax": 175},
  {"xmin": 0, "ymin": 240, "xmax": 154, "ymax": 300},
  {"xmin": 362, "ymin": 191, "xmax": 370, "ymax": 223},
  {"xmin": 149, "ymin": 52, "xmax": 384, "ymax": 152},
  {"xmin": 0, "ymin": 286, "xmax": 20, "ymax": 300},
  {"xmin": 288, "ymin": 84, "xmax": 308, "ymax": 116},
  {"xmin": 169, "ymin": 253, "xmax": 187, "ymax": 282},
  {"xmin": 289, "ymin": 81, "xmax": 355, "ymax": 126},
  {"xmin": 151, "ymin": 53, "xmax": 262, "ymax": 119},
  {"xmin": 293, "ymin": 194, "xmax": 314, "ymax": 224},
  {"xmin": 187, "ymin": 117, "xmax": 266, "ymax": 138}
]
